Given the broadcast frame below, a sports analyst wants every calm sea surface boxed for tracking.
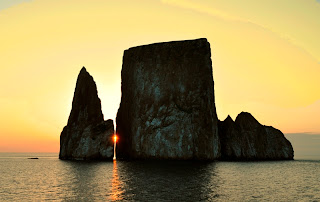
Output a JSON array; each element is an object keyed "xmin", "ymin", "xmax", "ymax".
[{"xmin": 0, "ymin": 153, "xmax": 319, "ymax": 201}]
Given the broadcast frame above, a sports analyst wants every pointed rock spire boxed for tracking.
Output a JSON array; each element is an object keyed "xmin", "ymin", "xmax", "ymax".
[
  {"xmin": 67, "ymin": 67, "xmax": 103, "ymax": 126},
  {"xmin": 59, "ymin": 67, "xmax": 114, "ymax": 160}
]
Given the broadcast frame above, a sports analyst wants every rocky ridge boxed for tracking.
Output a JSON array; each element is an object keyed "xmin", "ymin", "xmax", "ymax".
[{"xmin": 218, "ymin": 112, "xmax": 294, "ymax": 160}]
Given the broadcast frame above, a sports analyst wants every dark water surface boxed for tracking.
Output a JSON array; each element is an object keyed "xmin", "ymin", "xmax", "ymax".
[{"xmin": 0, "ymin": 153, "xmax": 319, "ymax": 201}]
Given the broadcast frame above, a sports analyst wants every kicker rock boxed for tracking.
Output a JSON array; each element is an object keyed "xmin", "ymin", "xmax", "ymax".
[
  {"xmin": 218, "ymin": 112, "xmax": 294, "ymax": 160},
  {"xmin": 116, "ymin": 38, "xmax": 220, "ymax": 160},
  {"xmin": 59, "ymin": 67, "xmax": 114, "ymax": 160}
]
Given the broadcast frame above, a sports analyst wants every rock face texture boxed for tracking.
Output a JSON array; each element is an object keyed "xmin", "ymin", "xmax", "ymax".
[
  {"xmin": 59, "ymin": 67, "xmax": 114, "ymax": 160},
  {"xmin": 116, "ymin": 38, "xmax": 220, "ymax": 160},
  {"xmin": 218, "ymin": 112, "xmax": 294, "ymax": 160}
]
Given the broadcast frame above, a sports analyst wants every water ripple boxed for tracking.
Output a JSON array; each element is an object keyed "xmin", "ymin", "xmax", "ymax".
[{"xmin": 0, "ymin": 153, "xmax": 319, "ymax": 201}]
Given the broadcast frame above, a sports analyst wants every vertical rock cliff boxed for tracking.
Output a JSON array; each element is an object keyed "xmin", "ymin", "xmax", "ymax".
[
  {"xmin": 218, "ymin": 112, "xmax": 294, "ymax": 160},
  {"xmin": 116, "ymin": 38, "xmax": 220, "ymax": 160},
  {"xmin": 59, "ymin": 67, "xmax": 114, "ymax": 160}
]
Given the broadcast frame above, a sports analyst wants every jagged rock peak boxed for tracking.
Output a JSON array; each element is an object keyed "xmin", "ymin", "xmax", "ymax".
[
  {"xmin": 235, "ymin": 112, "xmax": 261, "ymax": 129},
  {"xmin": 67, "ymin": 67, "xmax": 103, "ymax": 126},
  {"xmin": 235, "ymin": 112, "xmax": 258, "ymax": 122},
  {"xmin": 224, "ymin": 115, "xmax": 234, "ymax": 123},
  {"xmin": 80, "ymin": 66, "xmax": 87, "ymax": 71}
]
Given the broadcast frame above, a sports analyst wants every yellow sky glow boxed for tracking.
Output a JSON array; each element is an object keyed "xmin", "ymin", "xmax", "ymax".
[{"xmin": 0, "ymin": 0, "xmax": 319, "ymax": 152}]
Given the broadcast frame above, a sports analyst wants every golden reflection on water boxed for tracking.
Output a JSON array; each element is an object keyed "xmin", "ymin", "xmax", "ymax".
[{"xmin": 110, "ymin": 160, "xmax": 123, "ymax": 201}]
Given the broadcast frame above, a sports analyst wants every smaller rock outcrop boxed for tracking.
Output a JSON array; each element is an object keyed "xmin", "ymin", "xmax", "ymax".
[
  {"xmin": 59, "ymin": 67, "xmax": 114, "ymax": 160},
  {"xmin": 218, "ymin": 112, "xmax": 294, "ymax": 160}
]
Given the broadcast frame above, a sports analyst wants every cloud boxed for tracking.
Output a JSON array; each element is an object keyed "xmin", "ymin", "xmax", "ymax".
[
  {"xmin": 0, "ymin": 0, "xmax": 31, "ymax": 11},
  {"xmin": 161, "ymin": 0, "xmax": 245, "ymax": 22}
]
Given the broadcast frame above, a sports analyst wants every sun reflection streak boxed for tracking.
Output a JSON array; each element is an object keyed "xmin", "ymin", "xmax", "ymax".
[
  {"xmin": 113, "ymin": 134, "xmax": 117, "ymax": 160},
  {"xmin": 110, "ymin": 160, "xmax": 123, "ymax": 201}
]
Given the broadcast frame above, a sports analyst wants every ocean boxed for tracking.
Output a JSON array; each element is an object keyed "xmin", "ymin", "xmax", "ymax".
[{"xmin": 0, "ymin": 153, "xmax": 319, "ymax": 201}]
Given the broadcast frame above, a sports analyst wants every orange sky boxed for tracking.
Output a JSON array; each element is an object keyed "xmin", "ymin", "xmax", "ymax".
[{"xmin": 0, "ymin": 0, "xmax": 319, "ymax": 152}]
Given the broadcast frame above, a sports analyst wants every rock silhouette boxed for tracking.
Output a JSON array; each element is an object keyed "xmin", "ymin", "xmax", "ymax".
[
  {"xmin": 218, "ymin": 112, "xmax": 294, "ymax": 160},
  {"xmin": 116, "ymin": 38, "xmax": 220, "ymax": 160},
  {"xmin": 59, "ymin": 67, "xmax": 114, "ymax": 160},
  {"xmin": 59, "ymin": 39, "xmax": 294, "ymax": 161}
]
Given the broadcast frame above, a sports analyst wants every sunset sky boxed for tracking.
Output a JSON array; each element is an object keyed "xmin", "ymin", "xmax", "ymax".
[{"xmin": 1, "ymin": 0, "xmax": 319, "ymax": 152}]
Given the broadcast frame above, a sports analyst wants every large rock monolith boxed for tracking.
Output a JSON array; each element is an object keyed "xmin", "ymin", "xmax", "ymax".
[
  {"xmin": 116, "ymin": 38, "xmax": 220, "ymax": 160},
  {"xmin": 218, "ymin": 112, "xmax": 294, "ymax": 160},
  {"xmin": 59, "ymin": 67, "xmax": 114, "ymax": 160}
]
